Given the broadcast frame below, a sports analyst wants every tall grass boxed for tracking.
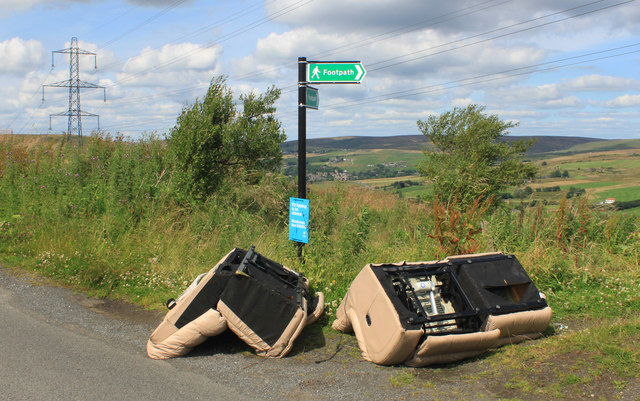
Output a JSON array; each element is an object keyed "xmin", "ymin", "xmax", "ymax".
[
  {"xmin": 1, "ymin": 134, "xmax": 639, "ymax": 324},
  {"xmin": 484, "ymin": 197, "xmax": 639, "ymax": 319}
]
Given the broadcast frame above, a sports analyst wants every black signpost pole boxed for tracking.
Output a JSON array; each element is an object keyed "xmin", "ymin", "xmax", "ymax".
[
  {"xmin": 292, "ymin": 58, "xmax": 365, "ymax": 260},
  {"xmin": 298, "ymin": 57, "xmax": 307, "ymax": 200},
  {"xmin": 297, "ymin": 57, "xmax": 307, "ymax": 260}
]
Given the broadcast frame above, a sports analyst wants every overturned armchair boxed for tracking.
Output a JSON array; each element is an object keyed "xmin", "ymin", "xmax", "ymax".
[
  {"xmin": 147, "ymin": 246, "xmax": 324, "ymax": 359},
  {"xmin": 332, "ymin": 252, "xmax": 552, "ymax": 366}
]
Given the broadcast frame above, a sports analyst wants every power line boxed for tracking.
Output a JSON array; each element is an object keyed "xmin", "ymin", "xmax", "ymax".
[
  {"xmin": 16, "ymin": 0, "xmax": 634, "ymax": 136},
  {"xmin": 104, "ymin": 41, "xmax": 640, "ymax": 135},
  {"xmin": 107, "ymin": 0, "xmax": 313, "ymax": 88},
  {"xmin": 228, "ymin": 0, "xmax": 513, "ymax": 84},
  {"xmin": 105, "ymin": 0, "xmax": 629, "ymax": 110},
  {"xmin": 100, "ymin": 115, "xmax": 176, "ymax": 132},
  {"xmin": 275, "ymin": 42, "xmax": 640, "ymax": 117},
  {"xmin": 107, "ymin": 2, "xmax": 638, "ymax": 135},
  {"xmin": 369, "ymin": 0, "xmax": 633, "ymax": 71},
  {"xmin": 12, "ymin": 0, "xmax": 308, "ymax": 134},
  {"xmin": 92, "ymin": 0, "xmax": 517, "ymax": 110},
  {"xmin": 110, "ymin": 40, "xmax": 640, "ymax": 134},
  {"xmin": 233, "ymin": 0, "xmax": 628, "ymax": 89},
  {"xmin": 97, "ymin": 0, "xmax": 266, "ymax": 72},
  {"xmin": 81, "ymin": 0, "xmax": 312, "ymax": 132},
  {"xmin": 99, "ymin": 0, "xmax": 189, "ymax": 50},
  {"xmin": 312, "ymin": 0, "xmax": 513, "ymax": 60}
]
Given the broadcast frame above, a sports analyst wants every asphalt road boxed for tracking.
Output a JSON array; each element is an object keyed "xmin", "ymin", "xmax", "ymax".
[
  {"xmin": 0, "ymin": 269, "xmax": 255, "ymax": 401},
  {"xmin": 3, "ymin": 265, "xmax": 639, "ymax": 401},
  {"xmin": 0, "ymin": 266, "xmax": 409, "ymax": 401}
]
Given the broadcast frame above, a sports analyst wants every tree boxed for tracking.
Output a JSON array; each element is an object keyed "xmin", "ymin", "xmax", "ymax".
[
  {"xmin": 417, "ymin": 104, "xmax": 537, "ymax": 209},
  {"xmin": 167, "ymin": 76, "xmax": 285, "ymax": 200},
  {"xmin": 524, "ymin": 186, "xmax": 533, "ymax": 196}
]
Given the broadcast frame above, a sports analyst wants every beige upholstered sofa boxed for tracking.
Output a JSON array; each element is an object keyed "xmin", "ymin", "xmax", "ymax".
[
  {"xmin": 147, "ymin": 247, "xmax": 323, "ymax": 359},
  {"xmin": 333, "ymin": 253, "xmax": 551, "ymax": 366}
]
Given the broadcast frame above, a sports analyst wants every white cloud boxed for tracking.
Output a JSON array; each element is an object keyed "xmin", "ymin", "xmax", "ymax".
[
  {"xmin": 126, "ymin": 0, "xmax": 193, "ymax": 6},
  {"xmin": 327, "ymin": 119, "xmax": 354, "ymax": 127},
  {"xmin": 499, "ymin": 108, "xmax": 547, "ymax": 120},
  {"xmin": 542, "ymin": 96, "xmax": 584, "ymax": 108},
  {"xmin": 117, "ymin": 42, "xmax": 221, "ymax": 87},
  {"xmin": 601, "ymin": 94, "xmax": 640, "ymax": 108},
  {"xmin": 0, "ymin": 0, "xmax": 90, "ymax": 16},
  {"xmin": 0, "ymin": 38, "xmax": 45, "ymax": 74},
  {"xmin": 123, "ymin": 43, "xmax": 221, "ymax": 73},
  {"xmin": 230, "ymin": 28, "xmax": 338, "ymax": 81},
  {"xmin": 487, "ymin": 82, "xmax": 591, "ymax": 110},
  {"xmin": 561, "ymin": 74, "xmax": 640, "ymax": 92},
  {"xmin": 0, "ymin": 0, "xmax": 189, "ymax": 15},
  {"xmin": 268, "ymin": 0, "xmax": 443, "ymax": 32},
  {"xmin": 268, "ymin": 0, "xmax": 640, "ymax": 38},
  {"xmin": 232, "ymin": 23, "xmax": 548, "ymax": 90}
]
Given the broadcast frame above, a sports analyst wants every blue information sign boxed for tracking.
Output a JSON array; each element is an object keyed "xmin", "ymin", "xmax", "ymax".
[{"xmin": 289, "ymin": 197, "xmax": 309, "ymax": 244}]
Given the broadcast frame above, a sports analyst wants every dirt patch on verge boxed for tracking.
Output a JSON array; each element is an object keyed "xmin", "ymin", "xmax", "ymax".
[{"xmin": 73, "ymin": 293, "xmax": 163, "ymax": 326}]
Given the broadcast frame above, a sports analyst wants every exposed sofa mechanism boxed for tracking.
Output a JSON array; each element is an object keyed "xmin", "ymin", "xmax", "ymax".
[
  {"xmin": 147, "ymin": 246, "xmax": 324, "ymax": 359},
  {"xmin": 332, "ymin": 252, "xmax": 552, "ymax": 366}
]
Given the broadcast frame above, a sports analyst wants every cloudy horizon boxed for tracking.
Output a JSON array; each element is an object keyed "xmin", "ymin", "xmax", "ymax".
[{"xmin": 1, "ymin": 0, "xmax": 638, "ymax": 140}]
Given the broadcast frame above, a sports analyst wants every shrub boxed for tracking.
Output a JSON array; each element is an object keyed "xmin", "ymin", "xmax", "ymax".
[
  {"xmin": 417, "ymin": 104, "xmax": 537, "ymax": 209},
  {"xmin": 166, "ymin": 76, "xmax": 285, "ymax": 201}
]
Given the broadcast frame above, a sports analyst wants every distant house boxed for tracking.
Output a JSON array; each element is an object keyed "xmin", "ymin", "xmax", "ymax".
[{"xmin": 605, "ymin": 198, "xmax": 616, "ymax": 204}]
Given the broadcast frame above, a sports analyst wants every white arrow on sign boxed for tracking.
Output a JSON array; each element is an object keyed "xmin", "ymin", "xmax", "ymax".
[
  {"xmin": 307, "ymin": 61, "xmax": 366, "ymax": 83},
  {"xmin": 355, "ymin": 64, "xmax": 364, "ymax": 81}
]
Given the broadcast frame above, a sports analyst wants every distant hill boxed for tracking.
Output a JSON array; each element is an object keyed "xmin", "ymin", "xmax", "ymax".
[
  {"xmin": 537, "ymin": 138, "xmax": 640, "ymax": 156},
  {"xmin": 281, "ymin": 135, "xmax": 606, "ymax": 156},
  {"xmin": 504, "ymin": 136, "xmax": 605, "ymax": 155},
  {"xmin": 281, "ymin": 135, "xmax": 427, "ymax": 152}
]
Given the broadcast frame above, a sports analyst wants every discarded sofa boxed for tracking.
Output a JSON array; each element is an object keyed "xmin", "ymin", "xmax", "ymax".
[
  {"xmin": 147, "ymin": 246, "xmax": 324, "ymax": 359},
  {"xmin": 332, "ymin": 252, "xmax": 551, "ymax": 366}
]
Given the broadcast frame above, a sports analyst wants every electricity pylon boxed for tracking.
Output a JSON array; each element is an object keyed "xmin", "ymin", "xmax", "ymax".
[{"xmin": 42, "ymin": 37, "xmax": 106, "ymax": 138}]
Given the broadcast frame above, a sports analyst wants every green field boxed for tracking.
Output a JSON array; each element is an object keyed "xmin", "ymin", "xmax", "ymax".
[
  {"xmin": 559, "ymin": 181, "xmax": 622, "ymax": 190},
  {"xmin": 305, "ymin": 149, "xmax": 423, "ymax": 173},
  {"xmin": 316, "ymin": 139, "xmax": 640, "ymax": 210},
  {"xmin": 558, "ymin": 159, "xmax": 640, "ymax": 170},
  {"xmin": 543, "ymin": 138, "xmax": 640, "ymax": 155},
  {"xmin": 597, "ymin": 186, "xmax": 640, "ymax": 202},
  {"xmin": 356, "ymin": 175, "xmax": 423, "ymax": 187}
]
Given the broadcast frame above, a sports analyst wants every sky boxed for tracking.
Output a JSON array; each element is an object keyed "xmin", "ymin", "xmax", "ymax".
[{"xmin": 0, "ymin": 0, "xmax": 639, "ymax": 140}]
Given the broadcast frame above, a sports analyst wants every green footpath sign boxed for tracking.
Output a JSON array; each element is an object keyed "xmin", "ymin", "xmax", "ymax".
[
  {"xmin": 305, "ymin": 86, "xmax": 319, "ymax": 109},
  {"xmin": 307, "ymin": 62, "xmax": 366, "ymax": 84}
]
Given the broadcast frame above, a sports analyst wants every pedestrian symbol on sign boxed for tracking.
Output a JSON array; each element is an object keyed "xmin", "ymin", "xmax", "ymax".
[{"xmin": 311, "ymin": 65, "xmax": 320, "ymax": 79}]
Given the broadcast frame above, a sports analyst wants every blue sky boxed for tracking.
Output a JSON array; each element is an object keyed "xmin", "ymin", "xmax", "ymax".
[{"xmin": 1, "ymin": 0, "xmax": 639, "ymax": 140}]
